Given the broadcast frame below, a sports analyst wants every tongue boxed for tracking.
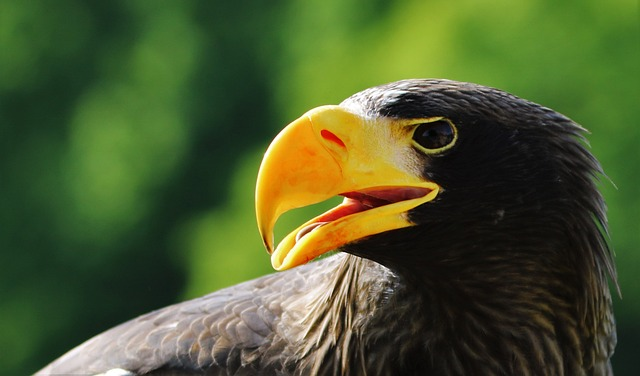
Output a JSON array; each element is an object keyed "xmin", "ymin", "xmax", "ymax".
[{"xmin": 296, "ymin": 222, "xmax": 328, "ymax": 242}]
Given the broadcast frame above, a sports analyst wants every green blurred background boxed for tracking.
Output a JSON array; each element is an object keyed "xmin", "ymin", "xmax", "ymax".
[{"xmin": 1, "ymin": 0, "xmax": 637, "ymax": 374}]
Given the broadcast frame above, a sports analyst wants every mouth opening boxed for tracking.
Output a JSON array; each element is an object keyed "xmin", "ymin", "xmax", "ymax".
[{"xmin": 294, "ymin": 186, "xmax": 433, "ymax": 243}]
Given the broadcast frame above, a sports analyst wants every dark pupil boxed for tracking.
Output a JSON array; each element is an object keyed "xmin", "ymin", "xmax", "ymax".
[{"xmin": 413, "ymin": 120, "xmax": 454, "ymax": 150}]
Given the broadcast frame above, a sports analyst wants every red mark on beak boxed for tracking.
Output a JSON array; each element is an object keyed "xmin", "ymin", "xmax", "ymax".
[{"xmin": 321, "ymin": 129, "xmax": 346, "ymax": 149}]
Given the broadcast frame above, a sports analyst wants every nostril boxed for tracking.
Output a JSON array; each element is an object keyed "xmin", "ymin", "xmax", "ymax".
[{"xmin": 320, "ymin": 129, "xmax": 346, "ymax": 149}]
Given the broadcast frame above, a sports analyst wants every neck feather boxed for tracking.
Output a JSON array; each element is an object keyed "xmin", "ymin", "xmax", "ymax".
[{"xmin": 288, "ymin": 245, "xmax": 614, "ymax": 375}]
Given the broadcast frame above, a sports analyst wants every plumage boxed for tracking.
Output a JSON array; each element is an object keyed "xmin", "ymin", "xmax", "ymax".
[{"xmin": 38, "ymin": 79, "xmax": 616, "ymax": 375}]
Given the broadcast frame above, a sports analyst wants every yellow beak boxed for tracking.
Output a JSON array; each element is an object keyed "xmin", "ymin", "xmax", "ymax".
[{"xmin": 256, "ymin": 106, "xmax": 439, "ymax": 270}]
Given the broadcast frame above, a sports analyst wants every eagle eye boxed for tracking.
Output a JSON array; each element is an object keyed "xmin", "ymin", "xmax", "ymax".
[{"xmin": 411, "ymin": 119, "xmax": 457, "ymax": 153}]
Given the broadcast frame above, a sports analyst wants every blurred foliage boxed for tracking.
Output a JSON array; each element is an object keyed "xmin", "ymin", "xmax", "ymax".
[{"xmin": 0, "ymin": 0, "xmax": 637, "ymax": 374}]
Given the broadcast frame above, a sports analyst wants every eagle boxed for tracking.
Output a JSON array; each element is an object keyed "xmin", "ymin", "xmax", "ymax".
[{"xmin": 37, "ymin": 79, "xmax": 616, "ymax": 375}]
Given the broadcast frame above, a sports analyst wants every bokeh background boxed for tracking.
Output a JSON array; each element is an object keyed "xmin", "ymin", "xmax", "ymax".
[{"xmin": 1, "ymin": 0, "xmax": 637, "ymax": 374}]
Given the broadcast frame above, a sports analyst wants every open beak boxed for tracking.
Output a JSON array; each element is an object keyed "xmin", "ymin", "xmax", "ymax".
[{"xmin": 256, "ymin": 106, "xmax": 439, "ymax": 270}]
